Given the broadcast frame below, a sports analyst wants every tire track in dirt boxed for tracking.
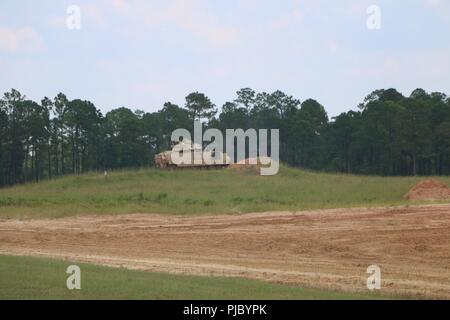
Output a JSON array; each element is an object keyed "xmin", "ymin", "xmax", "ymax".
[{"xmin": 0, "ymin": 204, "xmax": 449, "ymax": 298}]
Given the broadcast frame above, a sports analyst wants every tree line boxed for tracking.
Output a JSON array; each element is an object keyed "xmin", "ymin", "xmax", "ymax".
[{"xmin": 0, "ymin": 87, "xmax": 449, "ymax": 187}]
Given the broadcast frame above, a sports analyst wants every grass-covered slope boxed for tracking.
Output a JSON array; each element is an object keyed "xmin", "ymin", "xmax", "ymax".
[
  {"xmin": 0, "ymin": 255, "xmax": 384, "ymax": 300},
  {"xmin": 0, "ymin": 166, "xmax": 449, "ymax": 219}
]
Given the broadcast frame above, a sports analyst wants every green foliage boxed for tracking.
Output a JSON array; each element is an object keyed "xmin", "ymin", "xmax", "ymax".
[
  {"xmin": 327, "ymin": 89, "xmax": 450, "ymax": 175},
  {"xmin": 185, "ymin": 91, "xmax": 217, "ymax": 121},
  {"xmin": 0, "ymin": 87, "xmax": 449, "ymax": 190}
]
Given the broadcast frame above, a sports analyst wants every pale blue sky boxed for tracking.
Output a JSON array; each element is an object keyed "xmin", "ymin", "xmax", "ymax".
[{"xmin": 1, "ymin": 0, "xmax": 449, "ymax": 116}]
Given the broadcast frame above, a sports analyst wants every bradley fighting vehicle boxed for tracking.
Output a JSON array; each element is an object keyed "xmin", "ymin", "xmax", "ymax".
[{"xmin": 155, "ymin": 140, "xmax": 230, "ymax": 170}]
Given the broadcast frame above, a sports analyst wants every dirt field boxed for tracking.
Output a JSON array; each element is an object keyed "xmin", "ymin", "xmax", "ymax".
[{"xmin": 1, "ymin": 204, "xmax": 449, "ymax": 299}]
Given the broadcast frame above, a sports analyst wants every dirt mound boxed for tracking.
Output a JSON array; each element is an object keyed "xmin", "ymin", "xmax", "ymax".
[
  {"xmin": 229, "ymin": 158, "xmax": 261, "ymax": 172},
  {"xmin": 405, "ymin": 179, "xmax": 450, "ymax": 200},
  {"xmin": 228, "ymin": 157, "xmax": 271, "ymax": 172}
]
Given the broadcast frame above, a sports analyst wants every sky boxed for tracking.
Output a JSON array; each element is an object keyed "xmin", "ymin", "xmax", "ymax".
[{"xmin": 1, "ymin": 0, "xmax": 449, "ymax": 117}]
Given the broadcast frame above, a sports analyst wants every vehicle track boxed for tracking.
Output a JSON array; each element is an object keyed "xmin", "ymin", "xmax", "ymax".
[{"xmin": 1, "ymin": 204, "xmax": 449, "ymax": 298}]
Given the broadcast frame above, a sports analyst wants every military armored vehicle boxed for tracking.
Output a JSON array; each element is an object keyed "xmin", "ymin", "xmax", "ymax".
[{"xmin": 155, "ymin": 140, "xmax": 230, "ymax": 170}]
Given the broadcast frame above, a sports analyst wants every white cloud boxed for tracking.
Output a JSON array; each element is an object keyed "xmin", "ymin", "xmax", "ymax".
[
  {"xmin": 133, "ymin": 80, "xmax": 169, "ymax": 97},
  {"xmin": 112, "ymin": 0, "xmax": 240, "ymax": 49},
  {"xmin": 344, "ymin": 48, "xmax": 450, "ymax": 88},
  {"xmin": 327, "ymin": 39, "xmax": 339, "ymax": 54},
  {"xmin": 423, "ymin": 0, "xmax": 450, "ymax": 21},
  {"xmin": 238, "ymin": 0, "xmax": 259, "ymax": 11},
  {"xmin": 425, "ymin": 0, "xmax": 443, "ymax": 7},
  {"xmin": 85, "ymin": 4, "xmax": 107, "ymax": 28},
  {"xmin": 0, "ymin": 27, "xmax": 44, "ymax": 53},
  {"xmin": 49, "ymin": 4, "xmax": 107, "ymax": 30},
  {"xmin": 49, "ymin": 16, "xmax": 66, "ymax": 28},
  {"xmin": 268, "ymin": 9, "xmax": 303, "ymax": 31}
]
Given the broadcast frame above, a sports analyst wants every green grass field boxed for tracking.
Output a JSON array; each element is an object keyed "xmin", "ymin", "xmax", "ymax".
[
  {"xmin": 0, "ymin": 255, "xmax": 385, "ymax": 300},
  {"xmin": 0, "ymin": 166, "xmax": 449, "ymax": 219},
  {"xmin": 1, "ymin": 168, "xmax": 439, "ymax": 300}
]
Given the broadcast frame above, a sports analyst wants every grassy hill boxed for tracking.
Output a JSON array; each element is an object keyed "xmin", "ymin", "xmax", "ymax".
[{"xmin": 0, "ymin": 166, "xmax": 449, "ymax": 219}]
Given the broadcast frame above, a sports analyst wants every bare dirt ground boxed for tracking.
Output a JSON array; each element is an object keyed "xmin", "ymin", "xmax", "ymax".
[{"xmin": 0, "ymin": 204, "xmax": 449, "ymax": 299}]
